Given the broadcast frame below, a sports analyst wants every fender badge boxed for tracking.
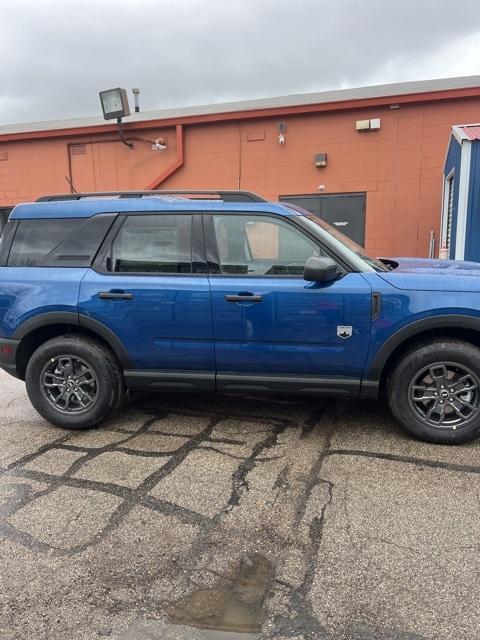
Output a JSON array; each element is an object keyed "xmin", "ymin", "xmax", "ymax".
[{"xmin": 337, "ymin": 325, "xmax": 353, "ymax": 339}]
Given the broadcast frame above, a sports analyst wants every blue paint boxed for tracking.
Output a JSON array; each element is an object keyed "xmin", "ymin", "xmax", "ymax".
[
  {"xmin": 0, "ymin": 267, "xmax": 86, "ymax": 336},
  {"xmin": 444, "ymin": 131, "xmax": 480, "ymax": 263},
  {"xmin": 362, "ymin": 268, "xmax": 480, "ymax": 376},
  {"xmin": 78, "ymin": 271, "xmax": 215, "ymax": 371},
  {"xmin": 4, "ymin": 197, "xmax": 480, "ymax": 391},
  {"xmin": 10, "ymin": 198, "xmax": 298, "ymax": 220},
  {"xmin": 3, "ymin": 254, "xmax": 480, "ymax": 385},
  {"xmin": 464, "ymin": 141, "xmax": 480, "ymax": 262},
  {"xmin": 209, "ymin": 273, "xmax": 372, "ymax": 377}
]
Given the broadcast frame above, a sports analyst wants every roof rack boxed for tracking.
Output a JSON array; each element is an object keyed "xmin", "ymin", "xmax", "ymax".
[{"xmin": 36, "ymin": 190, "xmax": 267, "ymax": 203}]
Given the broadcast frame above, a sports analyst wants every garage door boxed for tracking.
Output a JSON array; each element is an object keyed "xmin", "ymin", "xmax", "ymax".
[{"xmin": 279, "ymin": 193, "xmax": 366, "ymax": 246}]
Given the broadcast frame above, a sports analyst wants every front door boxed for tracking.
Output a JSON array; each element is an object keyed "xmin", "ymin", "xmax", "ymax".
[
  {"xmin": 205, "ymin": 212, "xmax": 372, "ymax": 394},
  {"xmin": 280, "ymin": 193, "xmax": 366, "ymax": 246},
  {"xmin": 78, "ymin": 212, "xmax": 215, "ymax": 390}
]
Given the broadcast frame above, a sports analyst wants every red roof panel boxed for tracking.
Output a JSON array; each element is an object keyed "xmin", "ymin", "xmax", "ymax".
[{"xmin": 460, "ymin": 125, "xmax": 480, "ymax": 140}]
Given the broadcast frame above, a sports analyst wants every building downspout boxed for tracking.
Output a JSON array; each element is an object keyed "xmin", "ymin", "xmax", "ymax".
[
  {"xmin": 145, "ymin": 124, "xmax": 184, "ymax": 190},
  {"xmin": 66, "ymin": 143, "xmax": 76, "ymax": 193},
  {"xmin": 66, "ymin": 136, "xmax": 134, "ymax": 193}
]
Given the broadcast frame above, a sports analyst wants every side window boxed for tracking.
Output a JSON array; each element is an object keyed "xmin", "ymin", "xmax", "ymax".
[
  {"xmin": 0, "ymin": 209, "xmax": 10, "ymax": 236},
  {"xmin": 8, "ymin": 219, "xmax": 82, "ymax": 267},
  {"xmin": 7, "ymin": 215, "xmax": 115, "ymax": 268},
  {"xmin": 42, "ymin": 214, "xmax": 115, "ymax": 267},
  {"xmin": 110, "ymin": 214, "xmax": 192, "ymax": 274},
  {"xmin": 212, "ymin": 214, "xmax": 323, "ymax": 275},
  {"xmin": 0, "ymin": 220, "xmax": 17, "ymax": 265}
]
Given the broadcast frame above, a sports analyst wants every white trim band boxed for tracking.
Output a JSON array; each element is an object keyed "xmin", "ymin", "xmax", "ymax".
[{"xmin": 454, "ymin": 139, "xmax": 472, "ymax": 260}]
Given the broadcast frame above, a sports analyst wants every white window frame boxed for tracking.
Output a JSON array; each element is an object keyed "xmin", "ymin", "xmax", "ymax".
[{"xmin": 454, "ymin": 140, "xmax": 472, "ymax": 261}]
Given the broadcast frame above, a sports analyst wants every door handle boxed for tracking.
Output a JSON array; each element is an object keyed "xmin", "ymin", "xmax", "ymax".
[
  {"xmin": 225, "ymin": 294, "xmax": 263, "ymax": 303},
  {"xmin": 98, "ymin": 291, "xmax": 134, "ymax": 300}
]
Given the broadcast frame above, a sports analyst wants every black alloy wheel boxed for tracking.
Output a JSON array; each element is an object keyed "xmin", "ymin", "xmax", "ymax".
[
  {"xmin": 26, "ymin": 335, "xmax": 123, "ymax": 429},
  {"xmin": 408, "ymin": 361, "xmax": 480, "ymax": 429},
  {"xmin": 40, "ymin": 355, "xmax": 98, "ymax": 414},
  {"xmin": 388, "ymin": 339, "xmax": 480, "ymax": 444}
]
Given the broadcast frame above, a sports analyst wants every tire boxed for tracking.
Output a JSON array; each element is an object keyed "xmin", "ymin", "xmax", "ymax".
[
  {"xmin": 25, "ymin": 334, "xmax": 123, "ymax": 429},
  {"xmin": 387, "ymin": 339, "xmax": 480, "ymax": 445}
]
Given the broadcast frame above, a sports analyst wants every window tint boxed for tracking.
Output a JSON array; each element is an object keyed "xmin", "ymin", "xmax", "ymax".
[
  {"xmin": 42, "ymin": 214, "xmax": 115, "ymax": 267},
  {"xmin": 7, "ymin": 215, "xmax": 114, "ymax": 268},
  {"xmin": 8, "ymin": 219, "xmax": 82, "ymax": 267},
  {"xmin": 0, "ymin": 220, "xmax": 17, "ymax": 265},
  {"xmin": 0, "ymin": 209, "xmax": 11, "ymax": 236},
  {"xmin": 110, "ymin": 214, "xmax": 192, "ymax": 274},
  {"xmin": 213, "ymin": 214, "xmax": 322, "ymax": 275}
]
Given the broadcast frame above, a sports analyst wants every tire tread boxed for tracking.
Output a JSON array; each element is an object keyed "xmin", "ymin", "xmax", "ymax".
[
  {"xmin": 25, "ymin": 334, "xmax": 123, "ymax": 430},
  {"xmin": 387, "ymin": 338, "xmax": 480, "ymax": 444}
]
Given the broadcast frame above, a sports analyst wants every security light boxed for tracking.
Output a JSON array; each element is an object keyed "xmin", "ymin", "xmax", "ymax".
[
  {"xmin": 99, "ymin": 88, "xmax": 131, "ymax": 120},
  {"xmin": 99, "ymin": 87, "xmax": 133, "ymax": 149}
]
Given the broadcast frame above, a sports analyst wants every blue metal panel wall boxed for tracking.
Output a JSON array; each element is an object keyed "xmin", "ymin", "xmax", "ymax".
[
  {"xmin": 444, "ymin": 137, "xmax": 462, "ymax": 259},
  {"xmin": 464, "ymin": 141, "xmax": 480, "ymax": 262}
]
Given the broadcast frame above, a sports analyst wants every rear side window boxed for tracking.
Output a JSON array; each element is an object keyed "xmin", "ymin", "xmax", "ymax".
[
  {"xmin": 110, "ymin": 214, "xmax": 192, "ymax": 274},
  {"xmin": 0, "ymin": 209, "xmax": 11, "ymax": 235},
  {"xmin": 0, "ymin": 220, "xmax": 18, "ymax": 265},
  {"xmin": 7, "ymin": 215, "xmax": 115, "ymax": 267}
]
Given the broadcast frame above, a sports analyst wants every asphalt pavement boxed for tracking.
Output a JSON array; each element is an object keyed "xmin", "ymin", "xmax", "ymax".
[{"xmin": 1, "ymin": 368, "xmax": 479, "ymax": 640}]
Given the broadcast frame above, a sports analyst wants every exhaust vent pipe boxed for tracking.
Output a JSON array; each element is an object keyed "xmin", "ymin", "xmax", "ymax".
[{"xmin": 132, "ymin": 88, "xmax": 140, "ymax": 113}]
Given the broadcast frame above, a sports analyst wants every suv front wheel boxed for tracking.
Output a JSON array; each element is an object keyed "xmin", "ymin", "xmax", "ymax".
[
  {"xmin": 25, "ymin": 335, "xmax": 123, "ymax": 429},
  {"xmin": 388, "ymin": 339, "xmax": 480, "ymax": 444}
]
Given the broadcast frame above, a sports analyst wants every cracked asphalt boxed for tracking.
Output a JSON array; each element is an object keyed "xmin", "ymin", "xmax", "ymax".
[{"xmin": 1, "ymin": 368, "xmax": 480, "ymax": 640}]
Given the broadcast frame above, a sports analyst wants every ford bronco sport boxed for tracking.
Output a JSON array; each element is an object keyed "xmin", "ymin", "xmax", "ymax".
[{"xmin": 1, "ymin": 190, "xmax": 480, "ymax": 445}]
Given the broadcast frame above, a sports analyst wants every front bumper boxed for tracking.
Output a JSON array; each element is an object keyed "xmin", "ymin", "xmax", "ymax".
[{"xmin": 0, "ymin": 338, "xmax": 20, "ymax": 378}]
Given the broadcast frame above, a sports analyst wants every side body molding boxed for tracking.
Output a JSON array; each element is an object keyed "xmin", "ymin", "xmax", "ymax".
[
  {"xmin": 367, "ymin": 314, "xmax": 480, "ymax": 381},
  {"xmin": 11, "ymin": 311, "xmax": 132, "ymax": 368}
]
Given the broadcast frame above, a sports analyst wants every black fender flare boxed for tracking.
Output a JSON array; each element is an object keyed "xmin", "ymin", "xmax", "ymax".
[
  {"xmin": 367, "ymin": 314, "xmax": 480, "ymax": 381},
  {"xmin": 12, "ymin": 311, "xmax": 132, "ymax": 368}
]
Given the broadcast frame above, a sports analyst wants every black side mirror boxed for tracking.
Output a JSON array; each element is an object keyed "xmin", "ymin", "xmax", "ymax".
[{"xmin": 303, "ymin": 256, "xmax": 340, "ymax": 283}]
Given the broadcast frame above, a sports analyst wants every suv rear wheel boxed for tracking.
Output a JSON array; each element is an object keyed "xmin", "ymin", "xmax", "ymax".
[
  {"xmin": 25, "ymin": 335, "xmax": 123, "ymax": 429},
  {"xmin": 388, "ymin": 339, "xmax": 480, "ymax": 444}
]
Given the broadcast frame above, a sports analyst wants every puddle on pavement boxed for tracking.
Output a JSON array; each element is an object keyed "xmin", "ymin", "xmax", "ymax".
[{"xmin": 166, "ymin": 554, "xmax": 273, "ymax": 638}]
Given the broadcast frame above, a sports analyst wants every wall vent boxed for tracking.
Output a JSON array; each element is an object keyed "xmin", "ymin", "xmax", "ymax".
[{"xmin": 70, "ymin": 144, "xmax": 87, "ymax": 155}]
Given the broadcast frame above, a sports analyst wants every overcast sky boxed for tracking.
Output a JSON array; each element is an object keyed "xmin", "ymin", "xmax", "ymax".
[{"xmin": 1, "ymin": 0, "xmax": 480, "ymax": 125}]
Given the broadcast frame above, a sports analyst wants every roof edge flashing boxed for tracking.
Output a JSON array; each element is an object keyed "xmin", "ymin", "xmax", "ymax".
[{"xmin": 1, "ymin": 75, "xmax": 480, "ymax": 141}]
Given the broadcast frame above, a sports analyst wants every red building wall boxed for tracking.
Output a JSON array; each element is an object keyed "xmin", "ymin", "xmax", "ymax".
[{"xmin": 1, "ymin": 94, "xmax": 480, "ymax": 257}]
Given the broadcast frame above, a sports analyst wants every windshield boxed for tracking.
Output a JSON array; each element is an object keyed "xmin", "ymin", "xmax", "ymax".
[{"xmin": 284, "ymin": 204, "xmax": 390, "ymax": 272}]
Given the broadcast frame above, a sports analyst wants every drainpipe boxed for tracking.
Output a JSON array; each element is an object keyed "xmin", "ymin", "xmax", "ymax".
[
  {"xmin": 66, "ymin": 125, "xmax": 184, "ymax": 193},
  {"xmin": 66, "ymin": 136, "xmax": 123, "ymax": 193},
  {"xmin": 66, "ymin": 143, "xmax": 76, "ymax": 193},
  {"xmin": 145, "ymin": 124, "xmax": 184, "ymax": 190}
]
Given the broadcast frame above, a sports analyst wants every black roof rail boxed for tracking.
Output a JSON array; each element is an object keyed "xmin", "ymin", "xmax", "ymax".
[{"xmin": 36, "ymin": 190, "xmax": 267, "ymax": 203}]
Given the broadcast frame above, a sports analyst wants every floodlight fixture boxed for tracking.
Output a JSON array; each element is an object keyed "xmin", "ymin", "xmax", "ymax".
[
  {"xmin": 99, "ymin": 88, "xmax": 131, "ymax": 120},
  {"xmin": 99, "ymin": 87, "xmax": 133, "ymax": 149}
]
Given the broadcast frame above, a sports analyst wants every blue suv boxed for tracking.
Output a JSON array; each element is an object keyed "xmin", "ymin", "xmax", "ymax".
[{"xmin": 1, "ymin": 190, "xmax": 480, "ymax": 445}]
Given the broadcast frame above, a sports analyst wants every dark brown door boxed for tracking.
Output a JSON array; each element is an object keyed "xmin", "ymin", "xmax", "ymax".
[{"xmin": 279, "ymin": 193, "xmax": 366, "ymax": 246}]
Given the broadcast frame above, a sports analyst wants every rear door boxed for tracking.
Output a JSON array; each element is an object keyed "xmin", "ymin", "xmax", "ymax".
[
  {"xmin": 205, "ymin": 212, "xmax": 372, "ymax": 394},
  {"xmin": 78, "ymin": 212, "xmax": 215, "ymax": 390}
]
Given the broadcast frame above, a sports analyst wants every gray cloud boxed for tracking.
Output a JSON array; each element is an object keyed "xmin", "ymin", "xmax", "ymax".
[{"xmin": 1, "ymin": 0, "xmax": 480, "ymax": 124}]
